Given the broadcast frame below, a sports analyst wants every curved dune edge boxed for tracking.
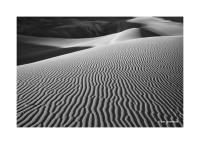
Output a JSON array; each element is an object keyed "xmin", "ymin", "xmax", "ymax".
[
  {"xmin": 17, "ymin": 17, "xmax": 183, "ymax": 49},
  {"xmin": 110, "ymin": 28, "xmax": 141, "ymax": 43},
  {"xmin": 18, "ymin": 35, "xmax": 95, "ymax": 48},
  {"xmin": 18, "ymin": 28, "xmax": 142, "ymax": 49},
  {"xmin": 127, "ymin": 17, "xmax": 183, "ymax": 36},
  {"xmin": 17, "ymin": 28, "xmax": 142, "ymax": 65},
  {"xmin": 18, "ymin": 17, "xmax": 183, "ymax": 49},
  {"xmin": 18, "ymin": 18, "xmax": 183, "ymax": 65},
  {"xmin": 17, "ymin": 36, "xmax": 183, "ymax": 127}
]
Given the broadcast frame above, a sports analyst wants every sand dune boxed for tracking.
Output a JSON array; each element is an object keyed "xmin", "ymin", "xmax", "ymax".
[
  {"xmin": 17, "ymin": 41, "xmax": 91, "ymax": 65},
  {"xmin": 17, "ymin": 35, "xmax": 183, "ymax": 127},
  {"xmin": 17, "ymin": 28, "xmax": 142, "ymax": 65},
  {"xmin": 127, "ymin": 17, "xmax": 183, "ymax": 36},
  {"xmin": 110, "ymin": 28, "xmax": 141, "ymax": 43},
  {"xmin": 18, "ymin": 28, "xmax": 142, "ymax": 48},
  {"xmin": 18, "ymin": 26, "xmax": 159, "ymax": 52},
  {"xmin": 17, "ymin": 17, "xmax": 138, "ymax": 38},
  {"xmin": 17, "ymin": 35, "xmax": 95, "ymax": 48},
  {"xmin": 18, "ymin": 18, "xmax": 180, "ymax": 50}
]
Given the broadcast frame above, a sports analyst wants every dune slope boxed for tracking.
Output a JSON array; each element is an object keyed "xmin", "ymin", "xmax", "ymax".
[
  {"xmin": 127, "ymin": 17, "xmax": 183, "ymax": 36},
  {"xmin": 17, "ymin": 28, "xmax": 142, "ymax": 65},
  {"xmin": 17, "ymin": 35, "xmax": 183, "ymax": 127},
  {"xmin": 17, "ymin": 42, "xmax": 91, "ymax": 65},
  {"xmin": 110, "ymin": 28, "xmax": 141, "ymax": 43},
  {"xmin": 18, "ymin": 19, "xmax": 177, "ymax": 66}
]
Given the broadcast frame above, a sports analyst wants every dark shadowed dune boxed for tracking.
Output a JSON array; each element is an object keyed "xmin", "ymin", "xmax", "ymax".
[
  {"xmin": 101, "ymin": 21, "xmax": 142, "ymax": 35},
  {"xmin": 17, "ymin": 41, "xmax": 91, "ymax": 65},
  {"xmin": 17, "ymin": 17, "xmax": 135, "ymax": 38},
  {"xmin": 17, "ymin": 17, "xmax": 182, "ymax": 38},
  {"xmin": 17, "ymin": 26, "xmax": 162, "ymax": 65},
  {"xmin": 37, "ymin": 21, "xmax": 142, "ymax": 38},
  {"xmin": 158, "ymin": 17, "xmax": 183, "ymax": 23},
  {"xmin": 17, "ymin": 36, "xmax": 183, "ymax": 127},
  {"xmin": 140, "ymin": 27, "xmax": 161, "ymax": 37},
  {"xmin": 18, "ymin": 17, "xmax": 165, "ymax": 38}
]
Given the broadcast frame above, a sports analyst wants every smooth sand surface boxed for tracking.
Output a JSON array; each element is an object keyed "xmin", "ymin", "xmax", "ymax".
[
  {"xmin": 18, "ymin": 35, "xmax": 95, "ymax": 48},
  {"xmin": 110, "ymin": 28, "xmax": 141, "ymax": 43},
  {"xmin": 18, "ymin": 28, "xmax": 141, "ymax": 49},
  {"xmin": 17, "ymin": 35, "xmax": 183, "ymax": 127},
  {"xmin": 127, "ymin": 17, "xmax": 183, "ymax": 36},
  {"xmin": 17, "ymin": 28, "xmax": 142, "ymax": 65}
]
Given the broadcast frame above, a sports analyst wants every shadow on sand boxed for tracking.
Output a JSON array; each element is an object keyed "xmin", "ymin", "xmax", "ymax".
[{"xmin": 17, "ymin": 42, "xmax": 92, "ymax": 65}]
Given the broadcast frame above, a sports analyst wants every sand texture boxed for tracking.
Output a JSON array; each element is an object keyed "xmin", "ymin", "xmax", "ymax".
[{"xmin": 17, "ymin": 34, "xmax": 183, "ymax": 127}]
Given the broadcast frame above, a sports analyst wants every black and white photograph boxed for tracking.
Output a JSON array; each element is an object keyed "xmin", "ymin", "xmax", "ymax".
[
  {"xmin": 1, "ymin": 0, "xmax": 200, "ymax": 144},
  {"xmin": 17, "ymin": 16, "xmax": 183, "ymax": 127}
]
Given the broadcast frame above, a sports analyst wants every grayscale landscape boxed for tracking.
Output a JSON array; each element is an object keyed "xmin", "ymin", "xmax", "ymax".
[{"xmin": 17, "ymin": 17, "xmax": 183, "ymax": 127}]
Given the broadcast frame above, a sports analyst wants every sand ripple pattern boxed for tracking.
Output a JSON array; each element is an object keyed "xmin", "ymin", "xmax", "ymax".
[{"xmin": 17, "ymin": 36, "xmax": 183, "ymax": 127}]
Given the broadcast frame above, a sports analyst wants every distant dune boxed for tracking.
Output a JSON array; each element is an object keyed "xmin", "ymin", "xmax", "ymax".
[
  {"xmin": 18, "ymin": 17, "xmax": 182, "ymax": 65},
  {"xmin": 17, "ymin": 28, "xmax": 142, "ymax": 65},
  {"xmin": 110, "ymin": 28, "xmax": 141, "ymax": 43},
  {"xmin": 17, "ymin": 35, "xmax": 183, "ymax": 127},
  {"xmin": 17, "ymin": 27, "xmax": 157, "ymax": 65},
  {"xmin": 127, "ymin": 17, "xmax": 183, "ymax": 35},
  {"xmin": 17, "ymin": 17, "xmax": 138, "ymax": 38},
  {"xmin": 18, "ymin": 17, "xmax": 182, "ymax": 38}
]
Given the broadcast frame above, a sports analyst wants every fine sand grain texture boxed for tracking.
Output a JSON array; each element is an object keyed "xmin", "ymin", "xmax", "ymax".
[{"xmin": 17, "ymin": 35, "xmax": 183, "ymax": 127}]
